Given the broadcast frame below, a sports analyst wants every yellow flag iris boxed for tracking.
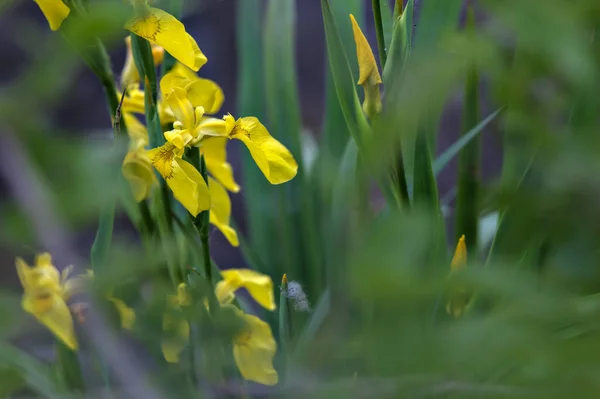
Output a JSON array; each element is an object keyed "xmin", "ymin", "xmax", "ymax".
[
  {"xmin": 122, "ymin": 114, "xmax": 156, "ymax": 202},
  {"xmin": 125, "ymin": 5, "xmax": 207, "ymax": 72},
  {"xmin": 229, "ymin": 306, "xmax": 278, "ymax": 386},
  {"xmin": 222, "ymin": 115, "xmax": 298, "ymax": 185},
  {"xmin": 16, "ymin": 253, "xmax": 78, "ymax": 350},
  {"xmin": 215, "ymin": 269, "xmax": 276, "ymax": 311},
  {"xmin": 33, "ymin": 0, "xmax": 70, "ymax": 31},
  {"xmin": 446, "ymin": 235, "xmax": 471, "ymax": 318},
  {"xmin": 147, "ymin": 143, "xmax": 210, "ymax": 216},
  {"xmin": 202, "ymin": 137, "xmax": 240, "ymax": 193},
  {"xmin": 162, "ymin": 283, "xmax": 192, "ymax": 363},
  {"xmin": 350, "ymin": 14, "xmax": 383, "ymax": 119}
]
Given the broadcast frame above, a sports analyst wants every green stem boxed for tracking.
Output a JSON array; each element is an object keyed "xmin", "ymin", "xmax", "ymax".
[{"xmin": 372, "ymin": 0, "xmax": 388, "ymax": 68}]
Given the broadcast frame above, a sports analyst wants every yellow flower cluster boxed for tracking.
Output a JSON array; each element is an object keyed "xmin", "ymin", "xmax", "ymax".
[
  {"xmin": 36, "ymin": 0, "xmax": 301, "ymax": 247},
  {"xmin": 15, "ymin": 254, "xmax": 133, "ymax": 350},
  {"xmin": 163, "ymin": 269, "xmax": 279, "ymax": 385}
]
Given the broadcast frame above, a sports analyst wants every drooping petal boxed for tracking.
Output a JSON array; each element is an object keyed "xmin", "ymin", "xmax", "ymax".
[
  {"xmin": 34, "ymin": 0, "xmax": 70, "ymax": 31},
  {"xmin": 108, "ymin": 296, "xmax": 136, "ymax": 330},
  {"xmin": 208, "ymin": 178, "xmax": 239, "ymax": 247},
  {"xmin": 23, "ymin": 293, "xmax": 77, "ymax": 350},
  {"xmin": 219, "ymin": 269, "xmax": 276, "ymax": 311},
  {"xmin": 121, "ymin": 86, "xmax": 146, "ymax": 116},
  {"xmin": 202, "ymin": 138, "xmax": 240, "ymax": 193},
  {"xmin": 161, "ymin": 313, "xmax": 189, "ymax": 363},
  {"xmin": 123, "ymin": 113, "xmax": 149, "ymax": 146},
  {"xmin": 451, "ymin": 235, "xmax": 467, "ymax": 271},
  {"xmin": 125, "ymin": 7, "xmax": 207, "ymax": 71},
  {"xmin": 233, "ymin": 311, "xmax": 278, "ymax": 385},
  {"xmin": 229, "ymin": 117, "xmax": 298, "ymax": 184},
  {"xmin": 147, "ymin": 144, "xmax": 210, "ymax": 216},
  {"xmin": 122, "ymin": 149, "xmax": 156, "ymax": 202}
]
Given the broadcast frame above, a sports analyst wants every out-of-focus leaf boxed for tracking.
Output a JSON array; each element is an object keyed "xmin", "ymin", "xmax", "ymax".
[
  {"xmin": 455, "ymin": 6, "xmax": 481, "ymax": 252},
  {"xmin": 413, "ymin": 0, "xmax": 462, "ymax": 54},
  {"xmin": 0, "ymin": 344, "xmax": 60, "ymax": 398}
]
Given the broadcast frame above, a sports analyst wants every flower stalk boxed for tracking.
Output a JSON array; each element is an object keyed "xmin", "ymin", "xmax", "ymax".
[{"xmin": 371, "ymin": 0, "xmax": 387, "ymax": 68}]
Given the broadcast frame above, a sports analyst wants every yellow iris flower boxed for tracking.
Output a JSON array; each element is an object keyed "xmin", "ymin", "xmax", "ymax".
[
  {"xmin": 446, "ymin": 235, "xmax": 471, "ymax": 318},
  {"xmin": 125, "ymin": 2, "xmax": 207, "ymax": 71},
  {"xmin": 162, "ymin": 283, "xmax": 192, "ymax": 363},
  {"xmin": 34, "ymin": 0, "xmax": 206, "ymax": 72},
  {"xmin": 228, "ymin": 305, "xmax": 278, "ymax": 386},
  {"xmin": 215, "ymin": 269, "xmax": 276, "ymax": 311},
  {"xmin": 147, "ymin": 142, "xmax": 210, "ymax": 216},
  {"xmin": 122, "ymin": 113, "xmax": 156, "ymax": 202},
  {"xmin": 350, "ymin": 14, "xmax": 383, "ymax": 119},
  {"xmin": 16, "ymin": 253, "xmax": 82, "ymax": 350},
  {"xmin": 162, "ymin": 273, "xmax": 278, "ymax": 386}
]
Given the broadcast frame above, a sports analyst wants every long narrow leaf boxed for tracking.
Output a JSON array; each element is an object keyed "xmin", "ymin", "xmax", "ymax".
[
  {"xmin": 455, "ymin": 6, "xmax": 481, "ymax": 251},
  {"xmin": 433, "ymin": 108, "xmax": 503, "ymax": 175}
]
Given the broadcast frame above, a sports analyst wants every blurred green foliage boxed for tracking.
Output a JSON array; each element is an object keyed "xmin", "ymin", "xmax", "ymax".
[{"xmin": 2, "ymin": 0, "xmax": 600, "ymax": 397}]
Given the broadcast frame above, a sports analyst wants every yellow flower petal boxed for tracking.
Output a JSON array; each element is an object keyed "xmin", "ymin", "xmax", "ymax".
[
  {"xmin": 219, "ymin": 269, "xmax": 276, "ymax": 311},
  {"xmin": 349, "ymin": 14, "xmax": 383, "ymax": 118},
  {"xmin": 34, "ymin": 0, "xmax": 70, "ymax": 31},
  {"xmin": 23, "ymin": 293, "xmax": 77, "ymax": 350},
  {"xmin": 147, "ymin": 143, "xmax": 210, "ymax": 216},
  {"xmin": 229, "ymin": 117, "xmax": 298, "ymax": 185},
  {"xmin": 160, "ymin": 63, "xmax": 223, "ymax": 112},
  {"xmin": 202, "ymin": 138, "xmax": 240, "ymax": 193},
  {"xmin": 108, "ymin": 297, "xmax": 136, "ymax": 330},
  {"xmin": 121, "ymin": 86, "xmax": 146, "ymax": 116},
  {"xmin": 165, "ymin": 87, "xmax": 196, "ymax": 130},
  {"xmin": 16, "ymin": 257, "xmax": 32, "ymax": 290},
  {"xmin": 161, "ymin": 313, "xmax": 189, "ymax": 363},
  {"xmin": 125, "ymin": 7, "xmax": 207, "ymax": 71},
  {"xmin": 451, "ymin": 235, "xmax": 467, "ymax": 271},
  {"xmin": 186, "ymin": 79, "xmax": 224, "ymax": 115},
  {"xmin": 349, "ymin": 14, "xmax": 382, "ymax": 86},
  {"xmin": 122, "ymin": 148, "xmax": 156, "ymax": 202},
  {"xmin": 233, "ymin": 310, "xmax": 278, "ymax": 385},
  {"xmin": 215, "ymin": 280, "xmax": 236, "ymax": 305},
  {"xmin": 208, "ymin": 177, "xmax": 239, "ymax": 247},
  {"xmin": 123, "ymin": 113, "xmax": 148, "ymax": 146}
]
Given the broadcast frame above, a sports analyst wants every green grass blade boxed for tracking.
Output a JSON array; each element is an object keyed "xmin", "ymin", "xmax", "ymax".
[
  {"xmin": 322, "ymin": 0, "xmax": 362, "ymax": 164},
  {"xmin": 320, "ymin": 0, "xmax": 371, "ymax": 149},
  {"xmin": 455, "ymin": 6, "xmax": 481, "ymax": 251},
  {"xmin": 371, "ymin": 0, "xmax": 388, "ymax": 67},
  {"xmin": 0, "ymin": 344, "xmax": 62, "ymax": 398},
  {"xmin": 432, "ymin": 108, "xmax": 503, "ymax": 176},
  {"xmin": 380, "ymin": 0, "xmax": 394, "ymax": 50},
  {"xmin": 235, "ymin": 0, "xmax": 275, "ymax": 270},
  {"xmin": 55, "ymin": 341, "xmax": 84, "ymax": 392},
  {"xmin": 413, "ymin": 130, "xmax": 440, "ymax": 211},
  {"xmin": 292, "ymin": 289, "xmax": 330, "ymax": 360},
  {"xmin": 413, "ymin": 0, "xmax": 462, "ymax": 54},
  {"xmin": 382, "ymin": 0, "xmax": 413, "ymax": 87},
  {"xmin": 278, "ymin": 275, "xmax": 293, "ymax": 377},
  {"xmin": 264, "ymin": 0, "xmax": 304, "ymax": 279}
]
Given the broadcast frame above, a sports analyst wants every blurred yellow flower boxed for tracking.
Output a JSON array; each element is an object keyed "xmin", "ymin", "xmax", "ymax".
[
  {"xmin": 162, "ymin": 283, "xmax": 191, "ymax": 363},
  {"xmin": 446, "ymin": 235, "xmax": 471, "ymax": 318},
  {"xmin": 126, "ymin": 3, "xmax": 207, "ymax": 71},
  {"xmin": 33, "ymin": 0, "xmax": 70, "ymax": 31},
  {"xmin": 147, "ymin": 142, "xmax": 210, "ymax": 216},
  {"xmin": 229, "ymin": 305, "xmax": 278, "ymax": 386},
  {"xmin": 122, "ymin": 114, "xmax": 156, "ymax": 202},
  {"xmin": 350, "ymin": 14, "xmax": 383, "ymax": 118},
  {"xmin": 16, "ymin": 253, "xmax": 78, "ymax": 350},
  {"xmin": 215, "ymin": 269, "xmax": 276, "ymax": 311}
]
